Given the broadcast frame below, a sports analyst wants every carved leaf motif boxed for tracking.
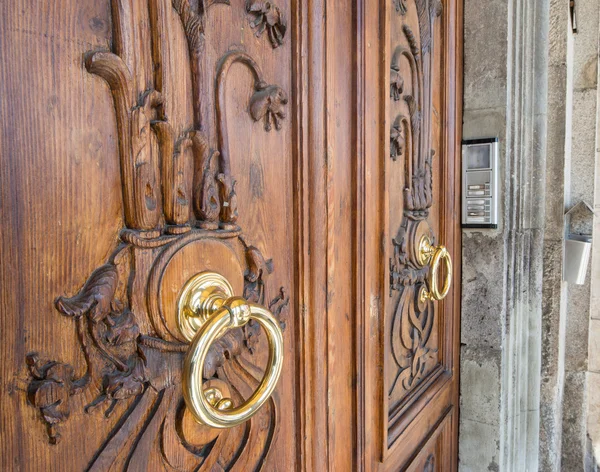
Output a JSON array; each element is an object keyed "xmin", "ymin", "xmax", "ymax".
[
  {"xmin": 390, "ymin": 119, "xmax": 406, "ymax": 161},
  {"xmin": 245, "ymin": 244, "xmax": 274, "ymax": 283},
  {"xmin": 104, "ymin": 310, "xmax": 140, "ymax": 346},
  {"xmin": 26, "ymin": 354, "xmax": 79, "ymax": 445},
  {"xmin": 390, "ymin": 65, "xmax": 404, "ymax": 101},
  {"xmin": 269, "ymin": 287, "xmax": 289, "ymax": 317},
  {"xmin": 189, "ymin": 131, "xmax": 221, "ymax": 229},
  {"xmin": 198, "ymin": 150, "xmax": 221, "ymax": 228},
  {"xmin": 389, "ymin": 281, "xmax": 436, "ymax": 395},
  {"xmin": 246, "ymin": 0, "xmax": 287, "ymax": 48},
  {"xmin": 55, "ymin": 264, "xmax": 119, "ymax": 323},
  {"xmin": 240, "ymin": 238, "xmax": 275, "ymax": 305},
  {"xmin": 131, "ymin": 91, "xmax": 163, "ymax": 220},
  {"xmin": 172, "ymin": 0, "xmax": 206, "ymax": 53},
  {"xmin": 104, "ymin": 356, "xmax": 147, "ymax": 401},
  {"xmin": 85, "ymin": 354, "xmax": 148, "ymax": 418},
  {"xmin": 86, "ymin": 46, "xmax": 163, "ymax": 231},
  {"xmin": 244, "ymin": 286, "xmax": 288, "ymax": 355},
  {"xmin": 394, "ymin": 0, "xmax": 408, "ymax": 15},
  {"xmin": 268, "ymin": 286, "xmax": 289, "ymax": 331},
  {"xmin": 153, "ymin": 122, "xmax": 194, "ymax": 232},
  {"xmin": 250, "ymin": 82, "xmax": 289, "ymax": 131}
]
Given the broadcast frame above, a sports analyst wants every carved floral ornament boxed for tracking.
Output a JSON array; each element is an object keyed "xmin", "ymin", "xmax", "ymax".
[
  {"xmin": 246, "ymin": 0, "xmax": 287, "ymax": 49},
  {"xmin": 388, "ymin": 0, "xmax": 443, "ymax": 402},
  {"xmin": 26, "ymin": 0, "xmax": 289, "ymax": 469}
]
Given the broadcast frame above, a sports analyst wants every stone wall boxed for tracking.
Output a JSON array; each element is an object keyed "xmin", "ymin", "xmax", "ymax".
[
  {"xmin": 459, "ymin": 0, "xmax": 600, "ymax": 470},
  {"xmin": 562, "ymin": 1, "xmax": 599, "ymax": 470}
]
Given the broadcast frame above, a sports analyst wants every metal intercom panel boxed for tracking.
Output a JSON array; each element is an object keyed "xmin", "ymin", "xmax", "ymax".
[{"xmin": 461, "ymin": 138, "xmax": 499, "ymax": 229}]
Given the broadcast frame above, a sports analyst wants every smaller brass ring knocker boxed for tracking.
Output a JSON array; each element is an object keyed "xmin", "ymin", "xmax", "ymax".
[
  {"xmin": 418, "ymin": 235, "xmax": 453, "ymax": 302},
  {"xmin": 178, "ymin": 272, "xmax": 284, "ymax": 429}
]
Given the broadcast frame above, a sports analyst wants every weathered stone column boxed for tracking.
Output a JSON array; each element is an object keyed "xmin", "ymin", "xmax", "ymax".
[
  {"xmin": 537, "ymin": 0, "xmax": 569, "ymax": 470},
  {"xmin": 459, "ymin": 0, "xmax": 570, "ymax": 470}
]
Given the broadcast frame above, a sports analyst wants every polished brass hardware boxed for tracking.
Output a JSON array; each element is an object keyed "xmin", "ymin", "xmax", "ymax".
[
  {"xmin": 418, "ymin": 235, "xmax": 453, "ymax": 302},
  {"xmin": 178, "ymin": 272, "xmax": 284, "ymax": 429}
]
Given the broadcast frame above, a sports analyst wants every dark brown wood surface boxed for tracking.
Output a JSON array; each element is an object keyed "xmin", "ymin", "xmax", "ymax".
[{"xmin": 0, "ymin": 0, "xmax": 461, "ymax": 470}]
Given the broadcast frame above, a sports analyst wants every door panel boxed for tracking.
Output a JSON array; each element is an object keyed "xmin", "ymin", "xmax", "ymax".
[
  {"xmin": 386, "ymin": 0, "xmax": 450, "ymax": 441},
  {"xmin": 2, "ymin": 0, "xmax": 296, "ymax": 469},
  {"xmin": 360, "ymin": 0, "xmax": 461, "ymax": 470},
  {"xmin": 383, "ymin": 0, "xmax": 461, "ymax": 467}
]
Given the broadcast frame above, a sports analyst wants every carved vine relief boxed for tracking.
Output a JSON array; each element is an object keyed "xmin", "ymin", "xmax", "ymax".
[
  {"xmin": 26, "ymin": 0, "xmax": 289, "ymax": 469},
  {"xmin": 388, "ymin": 0, "xmax": 442, "ymax": 404}
]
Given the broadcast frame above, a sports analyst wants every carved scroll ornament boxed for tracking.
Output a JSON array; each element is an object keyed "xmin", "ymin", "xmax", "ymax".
[
  {"xmin": 388, "ymin": 0, "xmax": 442, "ymax": 402},
  {"xmin": 26, "ymin": 0, "xmax": 289, "ymax": 469}
]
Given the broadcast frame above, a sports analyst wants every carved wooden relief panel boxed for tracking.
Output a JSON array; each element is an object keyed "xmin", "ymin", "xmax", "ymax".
[
  {"xmin": 385, "ymin": 0, "xmax": 454, "ymax": 451},
  {"xmin": 18, "ymin": 0, "xmax": 294, "ymax": 469}
]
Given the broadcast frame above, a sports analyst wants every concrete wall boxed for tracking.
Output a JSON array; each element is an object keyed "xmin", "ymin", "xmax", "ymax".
[
  {"xmin": 459, "ymin": 0, "xmax": 600, "ymax": 470},
  {"xmin": 459, "ymin": 0, "xmax": 509, "ymax": 469}
]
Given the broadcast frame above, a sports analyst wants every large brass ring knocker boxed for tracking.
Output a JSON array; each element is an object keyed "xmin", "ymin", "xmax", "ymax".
[
  {"xmin": 418, "ymin": 235, "xmax": 453, "ymax": 302},
  {"xmin": 177, "ymin": 272, "xmax": 284, "ymax": 429}
]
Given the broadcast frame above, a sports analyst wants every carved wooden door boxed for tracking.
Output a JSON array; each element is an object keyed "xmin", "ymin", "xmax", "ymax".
[
  {"xmin": 359, "ymin": 0, "xmax": 462, "ymax": 470},
  {"xmin": 0, "ymin": 0, "xmax": 461, "ymax": 471}
]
